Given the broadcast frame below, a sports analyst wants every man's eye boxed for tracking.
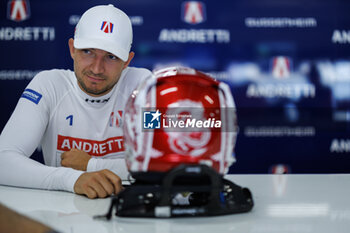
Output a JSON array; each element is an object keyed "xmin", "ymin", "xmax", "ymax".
[
  {"xmin": 108, "ymin": 54, "xmax": 117, "ymax": 60},
  {"xmin": 82, "ymin": 49, "xmax": 91, "ymax": 54}
]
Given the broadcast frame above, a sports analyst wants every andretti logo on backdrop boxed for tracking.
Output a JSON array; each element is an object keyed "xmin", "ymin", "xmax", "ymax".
[
  {"xmin": 181, "ymin": 1, "xmax": 206, "ymax": 25},
  {"xmin": 2, "ymin": 0, "xmax": 55, "ymax": 41},
  {"xmin": 7, "ymin": 0, "xmax": 30, "ymax": 22},
  {"xmin": 142, "ymin": 108, "xmax": 232, "ymax": 131},
  {"xmin": 245, "ymin": 56, "xmax": 316, "ymax": 99},
  {"xmin": 158, "ymin": 1, "xmax": 230, "ymax": 43}
]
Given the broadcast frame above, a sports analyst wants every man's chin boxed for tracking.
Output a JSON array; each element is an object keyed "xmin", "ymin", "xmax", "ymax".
[{"xmin": 85, "ymin": 86, "xmax": 112, "ymax": 96}]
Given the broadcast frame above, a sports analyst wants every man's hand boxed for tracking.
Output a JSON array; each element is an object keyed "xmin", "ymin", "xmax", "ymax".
[
  {"xmin": 74, "ymin": 169, "xmax": 123, "ymax": 199},
  {"xmin": 61, "ymin": 148, "xmax": 91, "ymax": 171}
]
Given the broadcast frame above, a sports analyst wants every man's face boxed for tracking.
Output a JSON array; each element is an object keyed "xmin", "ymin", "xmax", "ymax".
[{"xmin": 68, "ymin": 38, "xmax": 134, "ymax": 97}]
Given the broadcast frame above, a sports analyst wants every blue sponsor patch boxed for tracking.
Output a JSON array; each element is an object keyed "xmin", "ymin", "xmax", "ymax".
[{"xmin": 21, "ymin": 88, "xmax": 42, "ymax": 104}]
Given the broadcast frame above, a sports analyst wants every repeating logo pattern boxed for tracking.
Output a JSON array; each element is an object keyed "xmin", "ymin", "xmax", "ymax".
[
  {"xmin": 181, "ymin": 1, "xmax": 206, "ymax": 25},
  {"xmin": 7, "ymin": 0, "xmax": 30, "ymax": 22},
  {"xmin": 271, "ymin": 56, "xmax": 292, "ymax": 79}
]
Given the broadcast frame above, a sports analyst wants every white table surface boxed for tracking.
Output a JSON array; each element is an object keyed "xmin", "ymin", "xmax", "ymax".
[{"xmin": 1, "ymin": 174, "xmax": 350, "ymax": 233}]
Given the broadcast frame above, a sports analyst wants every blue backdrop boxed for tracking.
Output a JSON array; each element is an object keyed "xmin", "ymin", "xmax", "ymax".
[{"xmin": 1, "ymin": 0, "xmax": 350, "ymax": 174}]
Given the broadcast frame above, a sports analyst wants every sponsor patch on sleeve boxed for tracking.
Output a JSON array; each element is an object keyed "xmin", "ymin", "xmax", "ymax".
[{"xmin": 21, "ymin": 88, "xmax": 42, "ymax": 104}]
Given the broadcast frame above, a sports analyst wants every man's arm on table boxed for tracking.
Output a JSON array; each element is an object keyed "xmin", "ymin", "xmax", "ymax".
[
  {"xmin": 61, "ymin": 149, "xmax": 129, "ymax": 180},
  {"xmin": 0, "ymin": 76, "xmax": 122, "ymax": 198}
]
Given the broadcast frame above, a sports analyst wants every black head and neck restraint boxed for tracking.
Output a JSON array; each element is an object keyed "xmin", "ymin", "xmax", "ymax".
[{"xmin": 96, "ymin": 164, "xmax": 253, "ymax": 219}]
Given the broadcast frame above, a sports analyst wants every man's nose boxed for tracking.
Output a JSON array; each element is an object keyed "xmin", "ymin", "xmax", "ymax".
[{"xmin": 90, "ymin": 57, "xmax": 105, "ymax": 74}]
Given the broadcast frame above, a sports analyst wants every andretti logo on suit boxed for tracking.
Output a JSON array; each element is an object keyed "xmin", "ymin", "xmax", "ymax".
[{"xmin": 57, "ymin": 135, "xmax": 124, "ymax": 156}]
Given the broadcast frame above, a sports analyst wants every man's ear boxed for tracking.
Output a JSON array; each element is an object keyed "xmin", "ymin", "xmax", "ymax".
[
  {"xmin": 68, "ymin": 38, "xmax": 75, "ymax": 59},
  {"xmin": 123, "ymin": 52, "xmax": 135, "ymax": 69}
]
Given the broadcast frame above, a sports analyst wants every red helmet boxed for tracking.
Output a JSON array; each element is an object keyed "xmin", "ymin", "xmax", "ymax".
[{"xmin": 123, "ymin": 67, "xmax": 237, "ymax": 181}]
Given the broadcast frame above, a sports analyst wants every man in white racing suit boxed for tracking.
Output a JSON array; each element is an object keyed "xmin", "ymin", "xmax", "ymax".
[{"xmin": 0, "ymin": 4, "xmax": 152, "ymax": 199}]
